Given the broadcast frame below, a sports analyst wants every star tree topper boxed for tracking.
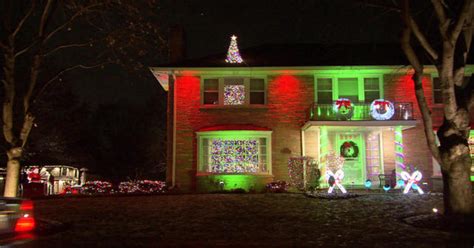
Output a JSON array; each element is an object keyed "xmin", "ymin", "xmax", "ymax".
[{"xmin": 225, "ymin": 35, "xmax": 243, "ymax": 64}]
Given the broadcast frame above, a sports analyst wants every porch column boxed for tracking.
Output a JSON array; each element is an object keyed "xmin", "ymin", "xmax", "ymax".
[
  {"xmin": 319, "ymin": 126, "xmax": 329, "ymax": 176},
  {"xmin": 394, "ymin": 126, "xmax": 405, "ymax": 179}
]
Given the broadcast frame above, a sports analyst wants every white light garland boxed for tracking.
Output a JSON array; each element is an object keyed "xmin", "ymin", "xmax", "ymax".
[
  {"xmin": 370, "ymin": 99, "xmax": 395, "ymax": 120},
  {"xmin": 400, "ymin": 170, "xmax": 424, "ymax": 194},
  {"xmin": 326, "ymin": 169, "xmax": 347, "ymax": 194}
]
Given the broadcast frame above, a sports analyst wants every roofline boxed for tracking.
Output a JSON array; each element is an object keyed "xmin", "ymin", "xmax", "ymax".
[
  {"xmin": 149, "ymin": 65, "xmax": 474, "ymax": 91},
  {"xmin": 151, "ymin": 65, "xmax": 474, "ymax": 74}
]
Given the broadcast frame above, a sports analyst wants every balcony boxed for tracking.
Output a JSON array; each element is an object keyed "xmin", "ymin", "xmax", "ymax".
[{"xmin": 308, "ymin": 101, "xmax": 415, "ymax": 121}]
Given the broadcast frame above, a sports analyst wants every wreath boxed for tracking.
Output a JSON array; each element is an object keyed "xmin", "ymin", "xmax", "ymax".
[
  {"xmin": 340, "ymin": 141, "xmax": 359, "ymax": 158},
  {"xmin": 333, "ymin": 98, "xmax": 354, "ymax": 120},
  {"xmin": 370, "ymin": 99, "xmax": 395, "ymax": 120}
]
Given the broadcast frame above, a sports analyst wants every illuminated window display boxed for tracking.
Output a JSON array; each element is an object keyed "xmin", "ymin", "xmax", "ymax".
[
  {"xmin": 197, "ymin": 130, "xmax": 272, "ymax": 174},
  {"xmin": 224, "ymin": 85, "xmax": 245, "ymax": 105}
]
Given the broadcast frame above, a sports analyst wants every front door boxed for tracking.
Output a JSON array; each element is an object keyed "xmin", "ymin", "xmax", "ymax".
[{"xmin": 335, "ymin": 133, "xmax": 366, "ymax": 186}]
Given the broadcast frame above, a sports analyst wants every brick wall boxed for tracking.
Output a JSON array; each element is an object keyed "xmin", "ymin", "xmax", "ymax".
[
  {"xmin": 383, "ymin": 73, "xmax": 437, "ymax": 178},
  {"xmin": 174, "ymin": 75, "xmax": 314, "ymax": 191}
]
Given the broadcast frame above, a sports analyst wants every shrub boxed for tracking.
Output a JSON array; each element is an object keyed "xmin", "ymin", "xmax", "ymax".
[
  {"xmin": 265, "ymin": 181, "xmax": 289, "ymax": 193},
  {"xmin": 82, "ymin": 181, "xmax": 113, "ymax": 194},
  {"xmin": 118, "ymin": 180, "xmax": 167, "ymax": 194}
]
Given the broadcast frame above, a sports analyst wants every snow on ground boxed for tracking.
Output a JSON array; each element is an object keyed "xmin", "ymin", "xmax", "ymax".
[{"xmin": 25, "ymin": 193, "xmax": 473, "ymax": 247}]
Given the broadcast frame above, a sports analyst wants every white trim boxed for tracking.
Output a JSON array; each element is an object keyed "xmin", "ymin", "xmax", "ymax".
[
  {"xmin": 150, "ymin": 65, "xmax": 463, "ymax": 75},
  {"xmin": 302, "ymin": 120, "xmax": 418, "ymax": 131},
  {"xmin": 314, "ymin": 74, "xmax": 384, "ymax": 103}
]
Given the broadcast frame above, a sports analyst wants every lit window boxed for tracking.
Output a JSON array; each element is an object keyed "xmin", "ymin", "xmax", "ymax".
[
  {"xmin": 316, "ymin": 78, "xmax": 333, "ymax": 104},
  {"xmin": 223, "ymin": 78, "xmax": 245, "ymax": 105},
  {"xmin": 338, "ymin": 78, "xmax": 358, "ymax": 102},
  {"xmin": 250, "ymin": 78, "xmax": 265, "ymax": 104},
  {"xmin": 198, "ymin": 131, "xmax": 271, "ymax": 174},
  {"xmin": 315, "ymin": 76, "xmax": 383, "ymax": 103},
  {"xmin": 202, "ymin": 77, "xmax": 266, "ymax": 106},
  {"xmin": 203, "ymin": 79, "xmax": 219, "ymax": 105},
  {"xmin": 364, "ymin": 78, "xmax": 380, "ymax": 103}
]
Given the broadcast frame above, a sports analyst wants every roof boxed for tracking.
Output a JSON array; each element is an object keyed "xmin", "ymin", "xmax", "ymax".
[{"xmin": 159, "ymin": 43, "xmax": 411, "ymax": 67}]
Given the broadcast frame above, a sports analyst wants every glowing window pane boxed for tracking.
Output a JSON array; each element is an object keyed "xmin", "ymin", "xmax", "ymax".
[
  {"xmin": 210, "ymin": 139, "xmax": 259, "ymax": 173},
  {"xmin": 224, "ymin": 85, "xmax": 245, "ymax": 105}
]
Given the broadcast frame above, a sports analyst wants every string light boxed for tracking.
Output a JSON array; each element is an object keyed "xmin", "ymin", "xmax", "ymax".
[
  {"xmin": 225, "ymin": 35, "xmax": 243, "ymax": 63},
  {"xmin": 119, "ymin": 180, "xmax": 167, "ymax": 194},
  {"xmin": 326, "ymin": 169, "xmax": 347, "ymax": 194},
  {"xmin": 370, "ymin": 99, "xmax": 395, "ymax": 120},
  {"xmin": 82, "ymin": 181, "xmax": 113, "ymax": 194},
  {"xmin": 333, "ymin": 98, "xmax": 354, "ymax": 120},
  {"xmin": 210, "ymin": 139, "xmax": 259, "ymax": 173},
  {"xmin": 400, "ymin": 170, "xmax": 424, "ymax": 194}
]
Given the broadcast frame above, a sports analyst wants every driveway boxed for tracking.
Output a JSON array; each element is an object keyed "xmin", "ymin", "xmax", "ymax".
[{"xmin": 20, "ymin": 193, "xmax": 474, "ymax": 247}]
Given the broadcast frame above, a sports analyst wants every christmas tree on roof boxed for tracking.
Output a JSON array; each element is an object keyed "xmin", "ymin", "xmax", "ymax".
[{"xmin": 225, "ymin": 35, "xmax": 243, "ymax": 64}]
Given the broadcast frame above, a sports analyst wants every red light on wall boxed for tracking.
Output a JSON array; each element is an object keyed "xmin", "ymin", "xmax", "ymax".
[{"xmin": 15, "ymin": 215, "xmax": 35, "ymax": 232}]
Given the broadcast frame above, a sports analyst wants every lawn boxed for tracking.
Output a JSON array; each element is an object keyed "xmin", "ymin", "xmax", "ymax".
[{"xmin": 26, "ymin": 193, "xmax": 473, "ymax": 247}]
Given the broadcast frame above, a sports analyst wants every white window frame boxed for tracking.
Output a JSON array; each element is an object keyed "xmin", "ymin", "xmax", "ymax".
[
  {"xmin": 314, "ymin": 75, "xmax": 384, "ymax": 103},
  {"xmin": 196, "ymin": 130, "xmax": 272, "ymax": 175},
  {"xmin": 201, "ymin": 76, "xmax": 267, "ymax": 106}
]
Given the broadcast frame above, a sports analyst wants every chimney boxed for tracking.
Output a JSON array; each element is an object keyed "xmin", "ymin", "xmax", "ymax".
[{"xmin": 168, "ymin": 25, "xmax": 186, "ymax": 63}]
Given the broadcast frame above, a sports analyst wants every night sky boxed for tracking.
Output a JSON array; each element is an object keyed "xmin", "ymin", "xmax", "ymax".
[
  {"xmin": 72, "ymin": 0, "xmax": 403, "ymax": 105},
  {"xmin": 1, "ymin": 0, "xmax": 412, "ymax": 176},
  {"xmin": 170, "ymin": 0, "xmax": 401, "ymax": 59}
]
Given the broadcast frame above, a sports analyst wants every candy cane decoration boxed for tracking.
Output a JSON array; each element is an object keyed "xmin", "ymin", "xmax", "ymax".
[
  {"xmin": 400, "ymin": 170, "xmax": 424, "ymax": 194},
  {"xmin": 326, "ymin": 169, "xmax": 347, "ymax": 194}
]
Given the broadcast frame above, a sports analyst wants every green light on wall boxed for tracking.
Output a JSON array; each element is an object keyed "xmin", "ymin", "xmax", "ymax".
[{"xmin": 196, "ymin": 174, "xmax": 272, "ymax": 192}]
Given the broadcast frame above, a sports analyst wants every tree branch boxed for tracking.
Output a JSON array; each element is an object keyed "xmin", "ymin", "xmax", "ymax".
[
  {"xmin": 431, "ymin": 0, "xmax": 450, "ymax": 39},
  {"xmin": 43, "ymin": 3, "xmax": 104, "ymax": 43},
  {"xmin": 401, "ymin": 29, "xmax": 422, "ymax": 72},
  {"xmin": 431, "ymin": 0, "xmax": 448, "ymax": 24},
  {"xmin": 0, "ymin": 41, "xmax": 7, "ymax": 51},
  {"xmin": 42, "ymin": 41, "xmax": 92, "ymax": 57},
  {"xmin": 38, "ymin": 0, "xmax": 54, "ymax": 37},
  {"xmin": 32, "ymin": 62, "xmax": 110, "ymax": 105},
  {"xmin": 12, "ymin": 1, "xmax": 36, "ymax": 38},
  {"xmin": 450, "ymin": 0, "xmax": 473, "ymax": 45},
  {"xmin": 14, "ymin": 39, "xmax": 39, "ymax": 58},
  {"xmin": 402, "ymin": 0, "xmax": 441, "ymax": 163},
  {"xmin": 20, "ymin": 113, "xmax": 34, "ymax": 148},
  {"xmin": 408, "ymin": 16, "xmax": 439, "ymax": 61}
]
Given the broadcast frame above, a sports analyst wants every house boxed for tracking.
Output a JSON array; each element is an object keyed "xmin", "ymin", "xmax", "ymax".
[
  {"xmin": 24, "ymin": 165, "xmax": 86, "ymax": 195},
  {"xmin": 150, "ymin": 42, "xmax": 474, "ymax": 192}
]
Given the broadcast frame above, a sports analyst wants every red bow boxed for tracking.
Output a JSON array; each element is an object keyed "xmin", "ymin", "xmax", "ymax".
[
  {"xmin": 374, "ymin": 100, "xmax": 388, "ymax": 109},
  {"xmin": 336, "ymin": 99, "xmax": 351, "ymax": 109}
]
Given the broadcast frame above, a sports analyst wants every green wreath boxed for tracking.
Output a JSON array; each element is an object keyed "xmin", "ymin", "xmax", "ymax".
[{"xmin": 340, "ymin": 141, "xmax": 359, "ymax": 158}]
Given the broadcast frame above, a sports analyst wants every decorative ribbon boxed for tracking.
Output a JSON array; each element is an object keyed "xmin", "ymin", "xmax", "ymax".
[
  {"xmin": 326, "ymin": 169, "xmax": 347, "ymax": 194},
  {"xmin": 400, "ymin": 170, "xmax": 424, "ymax": 194},
  {"xmin": 335, "ymin": 99, "xmax": 352, "ymax": 110},
  {"xmin": 373, "ymin": 100, "xmax": 389, "ymax": 110}
]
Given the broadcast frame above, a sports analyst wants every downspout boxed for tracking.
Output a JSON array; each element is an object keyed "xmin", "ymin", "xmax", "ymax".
[{"xmin": 171, "ymin": 72, "xmax": 177, "ymax": 187}]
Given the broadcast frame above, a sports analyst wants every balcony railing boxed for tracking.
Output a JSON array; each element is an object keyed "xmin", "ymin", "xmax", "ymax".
[{"xmin": 308, "ymin": 101, "xmax": 415, "ymax": 121}]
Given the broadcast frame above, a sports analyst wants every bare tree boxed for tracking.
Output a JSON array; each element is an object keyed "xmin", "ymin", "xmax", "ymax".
[
  {"xmin": 400, "ymin": 0, "xmax": 473, "ymax": 216},
  {"xmin": 0, "ymin": 0, "xmax": 166, "ymax": 197}
]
